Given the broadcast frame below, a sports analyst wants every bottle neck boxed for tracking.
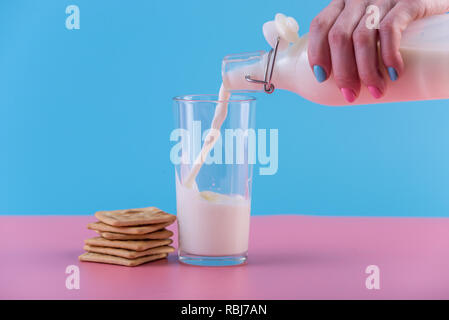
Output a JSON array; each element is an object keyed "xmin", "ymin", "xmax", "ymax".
[
  {"xmin": 221, "ymin": 50, "xmax": 268, "ymax": 93},
  {"xmin": 222, "ymin": 36, "xmax": 307, "ymax": 94}
]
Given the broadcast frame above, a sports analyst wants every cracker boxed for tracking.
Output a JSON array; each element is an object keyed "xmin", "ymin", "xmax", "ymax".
[
  {"xmin": 79, "ymin": 252, "xmax": 167, "ymax": 267},
  {"xmin": 84, "ymin": 237, "xmax": 172, "ymax": 251},
  {"xmin": 99, "ymin": 229, "xmax": 173, "ymax": 240},
  {"xmin": 88, "ymin": 221, "xmax": 171, "ymax": 235},
  {"xmin": 83, "ymin": 244, "xmax": 175, "ymax": 259},
  {"xmin": 95, "ymin": 207, "xmax": 176, "ymax": 226}
]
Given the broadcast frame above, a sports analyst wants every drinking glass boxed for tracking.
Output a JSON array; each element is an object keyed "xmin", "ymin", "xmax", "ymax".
[{"xmin": 172, "ymin": 94, "xmax": 256, "ymax": 266}]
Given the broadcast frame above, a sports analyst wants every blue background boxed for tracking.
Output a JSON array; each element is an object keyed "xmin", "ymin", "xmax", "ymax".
[{"xmin": 1, "ymin": 0, "xmax": 449, "ymax": 216}]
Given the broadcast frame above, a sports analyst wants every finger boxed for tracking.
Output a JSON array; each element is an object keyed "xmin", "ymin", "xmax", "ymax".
[
  {"xmin": 328, "ymin": 1, "xmax": 366, "ymax": 102},
  {"xmin": 378, "ymin": 1, "xmax": 424, "ymax": 81},
  {"xmin": 308, "ymin": 0, "xmax": 344, "ymax": 83},
  {"xmin": 353, "ymin": 2, "xmax": 394, "ymax": 98}
]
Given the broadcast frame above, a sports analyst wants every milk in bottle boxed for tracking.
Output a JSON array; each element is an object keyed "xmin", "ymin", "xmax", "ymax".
[{"xmin": 222, "ymin": 13, "xmax": 449, "ymax": 106}]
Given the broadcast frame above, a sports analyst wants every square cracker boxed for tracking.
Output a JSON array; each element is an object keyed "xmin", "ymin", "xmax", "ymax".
[
  {"xmin": 95, "ymin": 207, "xmax": 176, "ymax": 227},
  {"xmin": 88, "ymin": 221, "xmax": 171, "ymax": 235},
  {"xmin": 83, "ymin": 244, "xmax": 175, "ymax": 259},
  {"xmin": 84, "ymin": 236, "xmax": 172, "ymax": 251},
  {"xmin": 79, "ymin": 252, "xmax": 167, "ymax": 267},
  {"xmin": 98, "ymin": 229, "xmax": 173, "ymax": 240}
]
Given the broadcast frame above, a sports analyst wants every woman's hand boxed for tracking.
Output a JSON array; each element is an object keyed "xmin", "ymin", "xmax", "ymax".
[{"xmin": 308, "ymin": 0, "xmax": 449, "ymax": 102}]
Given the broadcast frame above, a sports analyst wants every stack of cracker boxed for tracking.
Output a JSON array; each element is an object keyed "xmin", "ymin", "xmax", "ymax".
[{"xmin": 79, "ymin": 207, "xmax": 176, "ymax": 267}]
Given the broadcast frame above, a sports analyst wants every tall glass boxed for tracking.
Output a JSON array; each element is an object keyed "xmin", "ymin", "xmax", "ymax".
[{"xmin": 172, "ymin": 94, "xmax": 256, "ymax": 266}]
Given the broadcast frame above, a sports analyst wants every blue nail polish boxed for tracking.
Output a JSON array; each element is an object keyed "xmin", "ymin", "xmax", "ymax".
[
  {"xmin": 313, "ymin": 65, "xmax": 327, "ymax": 83},
  {"xmin": 388, "ymin": 67, "xmax": 398, "ymax": 81}
]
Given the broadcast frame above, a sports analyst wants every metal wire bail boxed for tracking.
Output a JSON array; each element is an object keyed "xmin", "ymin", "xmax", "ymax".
[{"xmin": 244, "ymin": 37, "xmax": 280, "ymax": 94}]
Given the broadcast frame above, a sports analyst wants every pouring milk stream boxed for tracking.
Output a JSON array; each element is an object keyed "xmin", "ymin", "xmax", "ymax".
[
  {"xmin": 185, "ymin": 12, "xmax": 449, "ymax": 190},
  {"xmin": 177, "ymin": 13, "xmax": 449, "ymax": 256}
]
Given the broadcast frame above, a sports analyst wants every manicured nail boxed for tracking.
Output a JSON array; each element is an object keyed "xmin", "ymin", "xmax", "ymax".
[
  {"xmin": 340, "ymin": 88, "xmax": 356, "ymax": 103},
  {"xmin": 313, "ymin": 65, "xmax": 327, "ymax": 83},
  {"xmin": 367, "ymin": 86, "xmax": 382, "ymax": 99},
  {"xmin": 387, "ymin": 67, "xmax": 398, "ymax": 81}
]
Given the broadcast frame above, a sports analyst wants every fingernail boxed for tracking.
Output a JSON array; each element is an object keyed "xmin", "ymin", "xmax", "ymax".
[
  {"xmin": 367, "ymin": 86, "xmax": 382, "ymax": 99},
  {"xmin": 340, "ymin": 88, "xmax": 356, "ymax": 103},
  {"xmin": 387, "ymin": 67, "xmax": 398, "ymax": 81},
  {"xmin": 313, "ymin": 65, "xmax": 327, "ymax": 83}
]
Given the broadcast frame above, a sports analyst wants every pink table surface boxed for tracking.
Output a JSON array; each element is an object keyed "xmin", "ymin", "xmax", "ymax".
[{"xmin": 1, "ymin": 215, "xmax": 449, "ymax": 299}]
